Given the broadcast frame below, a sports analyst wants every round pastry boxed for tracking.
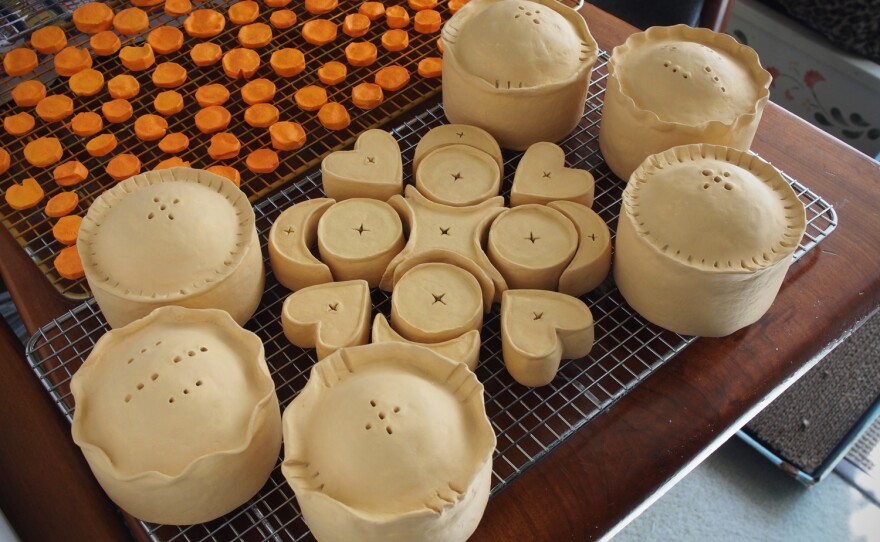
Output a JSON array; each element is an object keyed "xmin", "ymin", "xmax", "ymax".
[
  {"xmin": 77, "ymin": 167, "xmax": 264, "ymax": 328},
  {"xmin": 282, "ymin": 342, "xmax": 496, "ymax": 542},
  {"xmin": 599, "ymin": 25, "xmax": 772, "ymax": 181},
  {"xmin": 441, "ymin": 0, "xmax": 598, "ymax": 150},
  {"xmin": 415, "ymin": 144, "xmax": 501, "ymax": 206},
  {"xmin": 70, "ymin": 306, "xmax": 281, "ymax": 525},
  {"xmin": 614, "ymin": 144, "xmax": 806, "ymax": 337},
  {"xmin": 412, "ymin": 123, "xmax": 503, "ymax": 176}
]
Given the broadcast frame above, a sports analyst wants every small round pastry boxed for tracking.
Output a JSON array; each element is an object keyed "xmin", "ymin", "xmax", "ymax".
[
  {"xmin": 282, "ymin": 342, "xmax": 495, "ymax": 542},
  {"xmin": 77, "ymin": 167, "xmax": 264, "ymax": 328},
  {"xmin": 268, "ymin": 198, "xmax": 335, "ymax": 291},
  {"xmin": 412, "ymin": 123, "xmax": 503, "ymax": 176},
  {"xmin": 70, "ymin": 306, "xmax": 281, "ymax": 525},
  {"xmin": 415, "ymin": 144, "xmax": 501, "ymax": 207},
  {"xmin": 614, "ymin": 144, "xmax": 806, "ymax": 337},
  {"xmin": 599, "ymin": 25, "xmax": 772, "ymax": 181},
  {"xmin": 317, "ymin": 198, "xmax": 404, "ymax": 287},
  {"xmin": 391, "ymin": 262, "xmax": 483, "ymax": 343},
  {"xmin": 487, "ymin": 204, "xmax": 578, "ymax": 291}
]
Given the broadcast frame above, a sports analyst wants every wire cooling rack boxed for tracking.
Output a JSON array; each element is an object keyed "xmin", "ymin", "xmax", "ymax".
[{"xmin": 26, "ymin": 51, "xmax": 837, "ymax": 541}]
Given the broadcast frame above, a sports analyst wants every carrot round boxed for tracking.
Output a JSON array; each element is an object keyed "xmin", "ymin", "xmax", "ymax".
[
  {"xmin": 359, "ymin": 1, "xmax": 386, "ymax": 21},
  {"xmin": 205, "ymin": 165, "xmax": 241, "ymax": 186},
  {"xmin": 54, "ymin": 46, "xmax": 92, "ymax": 76},
  {"xmin": 134, "ymin": 114, "xmax": 169, "ymax": 140},
  {"xmin": 5, "ymin": 177, "xmax": 44, "ymax": 210},
  {"xmin": 294, "ymin": 85, "xmax": 328, "ymax": 111},
  {"xmin": 352, "ymin": 82, "xmax": 384, "ymax": 109},
  {"xmin": 154, "ymin": 90, "xmax": 184, "ymax": 115},
  {"xmin": 449, "ymin": 0, "xmax": 469, "ymax": 14},
  {"xmin": 31, "ymin": 26, "xmax": 67, "ymax": 54},
  {"xmin": 413, "ymin": 9, "xmax": 441, "ymax": 33},
  {"xmin": 184, "ymin": 9, "xmax": 226, "ymax": 38},
  {"xmin": 305, "ymin": 0, "xmax": 338, "ymax": 14},
  {"xmin": 238, "ymin": 22, "xmax": 273, "ymax": 48},
  {"xmin": 54, "ymin": 245, "xmax": 85, "ymax": 280},
  {"xmin": 194, "ymin": 105, "xmax": 232, "ymax": 133},
  {"xmin": 158, "ymin": 132, "xmax": 190, "ymax": 154},
  {"xmin": 317, "ymin": 101, "xmax": 350, "ymax": 130},
  {"xmin": 165, "ymin": 0, "xmax": 193, "ymax": 16},
  {"xmin": 302, "ymin": 19, "xmax": 337, "ymax": 46},
  {"xmin": 36, "ymin": 95, "xmax": 74, "ymax": 122},
  {"xmin": 12, "ymin": 80, "xmax": 46, "ymax": 107},
  {"xmin": 228, "ymin": 0, "xmax": 259, "ymax": 24},
  {"xmin": 4, "ymin": 112, "xmax": 35, "ymax": 136},
  {"xmin": 69, "ymin": 68, "xmax": 105, "ymax": 96},
  {"xmin": 407, "ymin": 0, "xmax": 436, "ymax": 10},
  {"xmin": 73, "ymin": 2, "xmax": 114, "ymax": 34},
  {"xmin": 53, "ymin": 215, "xmax": 83, "ymax": 245},
  {"xmin": 269, "ymin": 121, "xmax": 306, "ymax": 151},
  {"xmin": 343, "ymin": 13, "xmax": 371, "ymax": 37},
  {"xmin": 90, "ymin": 30, "xmax": 121, "ymax": 56},
  {"xmin": 148, "ymin": 26, "xmax": 184, "ymax": 55},
  {"xmin": 245, "ymin": 148, "xmax": 279, "ymax": 173},
  {"xmin": 107, "ymin": 74, "xmax": 139, "ymax": 99},
  {"xmin": 436, "ymin": 37, "xmax": 444, "ymax": 53},
  {"xmin": 374, "ymin": 64, "xmax": 410, "ymax": 91},
  {"xmin": 195, "ymin": 84, "xmax": 230, "ymax": 107},
  {"xmin": 85, "ymin": 133, "xmax": 118, "ymax": 157},
  {"xmin": 417, "ymin": 56, "xmax": 442, "ymax": 78},
  {"xmin": 381, "ymin": 29, "xmax": 409, "ymax": 51},
  {"xmin": 113, "ymin": 7, "xmax": 149, "ymax": 35},
  {"xmin": 154, "ymin": 156, "xmax": 190, "ymax": 170},
  {"xmin": 152, "ymin": 62, "xmax": 188, "ymax": 88},
  {"xmin": 244, "ymin": 103, "xmax": 279, "ymax": 127},
  {"xmin": 0, "ymin": 148, "xmax": 9, "ymax": 175},
  {"xmin": 345, "ymin": 41, "xmax": 377, "ymax": 67},
  {"xmin": 264, "ymin": 0, "xmax": 291, "ymax": 6},
  {"xmin": 241, "ymin": 78, "xmax": 276, "ymax": 104},
  {"xmin": 385, "ymin": 5, "xmax": 410, "ymax": 28},
  {"xmin": 269, "ymin": 48, "xmax": 305, "ymax": 77},
  {"xmin": 317, "ymin": 60, "xmax": 347, "ymax": 85},
  {"xmin": 269, "ymin": 9, "xmax": 297, "ymax": 29},
  {"xmin": 119, "ymin": 43, "xmax": 155, "ymax": 71},
  {"xmin": 190, "ymin": 42, "xmax": 222, "ymax": 67},
  {"xmin": 208, "ymin": 132, "xmax": 241, "ymax": 160},
  {"xmin": 222, "ymin": 47, "xmax": 260, "ymax": 79},
  {"xmin": 54, "ymin": 160, "xmax": 89, "ymax": 186},
  {"xmin": 3, "ymin": 47, "xmax": 38, "ymax": 77},
  {"xmin": 106, "ymin": 153, "xmax": 141, "ymax": 180},
  {"xmin": 45, "ymin": 191, "xmax": 79, "ymax": 218},
  {"xmin": 70, "ymin": 112, "xmax": 103, "ymax": 136},
  {"xmin": 102, "ymin": 98, "xmax": 134, "ymax": 123}
]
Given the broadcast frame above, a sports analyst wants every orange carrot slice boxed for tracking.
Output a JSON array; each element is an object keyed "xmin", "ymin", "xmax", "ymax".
[
  {"xmin": 238, "ymin": 22, "xmax": 272, "ymax": 48},
  {"xmin": 305, "ymin": 0, "xmax": 338, "ymax": 14},
  {"xmin": 54, "ymin": 245, "xmax": 85, "ymax": 279},
  {"xmin": 381, "ymin": 29, "xmax": 408, "ymax": 51},
  {"xmin": 73, "ymin": 2, "xmax": 114, "ymax": 34},
  {"xmin": 24, "ymin": 137, "xmax": 63, "ymax": 167},
  {"xmin": 12, "ymin": 80, "xmax": 46, "ymax": 107},
  {"xmin": 407, "ymin": 0, "xmax": 436, "ymax": 10},
  {"xmin": 269, "ymin": 121, "xmax": 306, "ymax": 151},
  {"xmin": 152, "ymin": 62, "xmax": 188, "ymax": 88},
  {"xmin": 119, "ymin": 43, "xmax": 155, "ymax": 71},
  {"xmin": 269, "ymin": 9, "xmax": 297, "ymax": 29},
  {"xmin": 317, "ymin": 60, "xmax": 347, "ymax": 85},
  {"xmin": 53, "ymin": 215, "xmax": 83, "ymax": 245},
  {"xmin": 69, "ymin": 68, "xmax": 104, "ymax": 96},
  {"xmin": 191, "ymin": 42, "xmax": 222, "ymax": 66},
  {"xmin": 85, "ymin": 133, "xmax": 118, "ymax": 157},
  {"xmin": 302, "ymin": 19, "xmax": 337, "ymax": 46},
  {"xmin": 246, "ymin": 148, "xmax": 279, "ymax": 173},
  {"xmin": 54, "ymin": 160, "xmax": 89, "ymax": 186},
  {"xmin": 4, "ymin": 112, "xmax": 35, "ymax": 136},
  {"xmin": 165, "ymin": 0, "xmax": 193, "ymax": 16},
  {"xmin": 113, "ymin": 7, "xmax": 149, "ymax": 35},
  {"xmin": 102, "ymin": 98, "xmax": 134, "ymax": 123},
  {"xmin": 134, "ymin": 114, "xmax": 169, "ymax": 140},
  {"xmin": 106, "ymin": 153, "xmax": 141, "ymax": 180},
  {"xmin": 31, "ymin": 26, "xmax": 67, "ymax": 54},
  {"xmin": 194, "ymin": 105, "xmax": 231, "ymax": 133},
  {"xmin": 222, "ymin": 48, "xmax": 260, "ymax": 79},
  {"xmin": 0, "ymin": 148, "xmax": 9, "ymax": 175},
  {"xmin": 208, "ymin": 132, "xmax": 241, "ymax": 160},
  {"xmin": 107, "ymin": 74, "xmax": 139, "ymax": 99},
  {"xmin": 205, "ymin": 165, "xmax": 240, "ymax": 186},
  {"xmin": 359, "ymin": 1, "xmax": 385, "ymax": 21},
  {"xmin": 342, "ymin": 13, "xmax": 370, "ymax": 37},
  {"xmin": 90, "ymin": 30, "xmax": 121, "ymax": 56},
  {"xmin": 132, "ymin": 0, "xmax": 163, "ymax": 5},
  {"xmin": 294, "ymin": 85, "xmax": 328, "ymax": 111},
  {"xmin": 3, "ymin": 47, "xmax": 38, "ymax": 77},
  {"xmin": 449, "ymin": 0, "xmax": 468, "ymax": 14},
  {"xmin": 154, "ymin": 156, "xmax": 190, "ymax": 170},
  {"xmin": 345, "ymin": 41, "xmax": 377, "ymax": 67},
  {"xmin": 158, "ymin": 132, "xmax": 190, "ymax": 154},
  {"xmin": 417, "ymin": 56, "xmax": 441, "ymax": 78},
  {"xmin": 375, "ymin": 64, "xmax": 410, "ymax": 91},
  {"xmin": 352, "ymin": 82, "xmax": 384, "ymax": 109},
  {"xmin": 154, "ymin": 90, "xmax": 184, "ymax": 115},
  {"xmin": 244, "ymin": 103, "xmax": 279, "ymax": 127},
  {"xmin": 436, "ymin": 37, "xmax": 443, "ymax": 53},
  {"xmin": 413, "ymin": 9, "xmax": 440, "ymax": 33},
  {"xmin": 45, "ymin": 191, "xmax": 79, "ymax": 217},
  {"xmin": 317, "ymin": 101, "xmax": 350, "ymax": 130},
  {"xmin": 269, "ymin": 48, "xmax": 305, "ymax": 77},
  {"xmin": 6, "ymin": 177, "xmax": 45, "ymax": 210},
  {"xmin": 264, "ymin": 0, "xmax": 291, "ymax": 6},
  {"xmin": 241, "ymin": 78, "xmax": 275, "ymax": 104},
  {"xmin": 386, "ymin": 5, "xmax": 410, "ymax": 28},
  {"xmin": 54, "ymin": 46, "xmax": 92, "ymax": 76},
  {"xmin": 228, "ymin": 0, "xmax": 259, "ymax": 24},
  {"xmin": 36, "ymin": 95, "xmax": 74, "ymax": 122},
  {"xmin": 69, "ymin": 112, "xmax": 103, "ymax": 136},
  {"xmin": 184, "ymin": 9, "xmax": 226, "ymax": 38},
  {"xmin": 148, "ymin": 26, "xmax": 184, "ymax": 55},
  {"xmin": 195, "ymin": 83, "xmax": 230, "ymax": 107}
]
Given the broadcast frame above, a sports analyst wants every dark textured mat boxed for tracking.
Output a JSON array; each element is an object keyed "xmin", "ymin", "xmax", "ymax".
[{"xmin": 746, "ymin": 312, "xmax": 880, "ymax": 475}]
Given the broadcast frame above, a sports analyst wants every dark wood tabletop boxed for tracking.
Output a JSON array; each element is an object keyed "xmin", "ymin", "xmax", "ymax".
[{"xmin": 2, "ymin": 5, "xmax": 879, "ymax": 542}]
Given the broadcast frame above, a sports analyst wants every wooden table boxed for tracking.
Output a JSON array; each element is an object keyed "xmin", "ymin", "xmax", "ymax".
[{"xmin": 2, "ymin": 5, "xmax": 879, "ymax": 542}]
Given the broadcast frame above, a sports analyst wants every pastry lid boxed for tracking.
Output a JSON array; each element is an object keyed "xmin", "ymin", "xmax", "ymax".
[{"xmin": 78, "ymin": 167, "xmax": 256, "ymax": 302}]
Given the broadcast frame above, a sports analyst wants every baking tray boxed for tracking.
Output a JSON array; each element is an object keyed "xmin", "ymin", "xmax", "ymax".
[{"xmin": 26, "ymin": 55, "xmax": 838, "ymax": 541}]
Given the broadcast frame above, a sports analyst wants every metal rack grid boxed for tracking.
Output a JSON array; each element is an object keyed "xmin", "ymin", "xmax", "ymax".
[
  {"xmin": 26, "ymin": 54, "xmax": 837, "ymax": 542},
  {"xmin": 0, "ymin": 0, "xmax": 450, "ymax": 299}
]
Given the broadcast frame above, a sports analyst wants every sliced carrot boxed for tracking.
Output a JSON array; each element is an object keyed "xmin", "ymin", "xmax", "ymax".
[
  {"xmin": 132, "ymin": 0, "xmax": 164, "ymax": 6},
  {"xmin": 375, "ymin": 64, "xmax": 410, "ymax": 91},
  {"xmin": 154, "ymin": 90, "xmax": 184, "ymax": 115},
  {"xmin": 53, "ymin": 215, "xmax": 83, "ymax": 245},
  {"xmin": 12, "ymin": 80, "xmax": 46, "ymax": 107},
  {"xmin": 36, "ymin": 95, "xmax": 74, "ymax": 123},
  {"xmin": 3, "ymin": 47, "xmax": 38, "ymax": 77},
  {"xmin": 317, "ymin": 101, "xmax": 350, "ymax": 130},
  {"xmin": 158, "ymin": 132, "xmax": 190, "ymax": 154},
  {"xmin": 165, "ymin": 0, "xmax": 193, "ymax": 16},
  {"xmin": 191, "ymin": 42, "xmax": 222, "ymax": 66},
  {"xmin": 448, "ymin": 0, "xmax": 468, "ymax": 14},
  {"xmin": 205, "ymin": 165, "xmax": 241, "ymax": 186},
  {"xmin": 119, "ymin": 43, "xmax": 155, "ymax": 71},
  {"xmin": 264, "ymin": 0, "xmax": 291, "ymax": 6},
  {"xmin": 294, "ymin": 85, "xmax": 327, "ymax": 111},
  {"xmin": 45, "ymin": 191, "xmax": 79, "ymax": 217},
  {"xmin": 359, "ymin": 1, "xmax": 385, "ymax": 21},
  {"xmin": 195, "ymin": 83, "xmax": 230, "ymax": 107},
  {"xmin": 54, "ymin": 245, "xmax": 85, "ymax": 280},
  {"xmin": 241, "ymin": 78, "xmax": 275, "ymax": 104},
  {"xmin": 222, "ymin": 47, "xmax": 260, "ymax": 79},
  {"xmin": 90, "ymin": 31, "xmax": 121, "ymax": 56},
  {"xmin": 317, "ymin": 60, "xmax": 347, "ymax": 85},
  {"xmin": 31, "ymin": 26, "xmax": 67, "ymax": 54},
  {"xmin": 148, "ymin": 26, "xmax": 184, "ymax": 55},
  {"xmin": 0, "ymin": 148, "xmax": 9, "ymax": 175},
  {"xmin": 342, "ymin": 13, "xmax": 370, "ymax": 37},
  {"xmin": 228, "ymin": 0, "xmax": 259, "ymax": 24},
  {"xmin": 246, "ymin": 148, "xmax": 279, "ymax": 173},
  {"xmin": 302, "ymin": 19, "xmax": 337, "ymax": 46},
  {"xmin": 4, "ymin": 112, "xmax": 35, "ymax": 136},
  {"xmin": 437, "ymin": 37, "xmax": 443, "ymax": 53},
  {"xmin": 352, "ymin": 82, "xmax": 384, "ymax": 109},
  {"xmin": 345, "ymin": 41, "xmax": 378, "ymax": 67},
  {"xmin": 54, "ymin": 160, "xmax": 89, "ymax": 186},
  {"xmin": 152, "ymin": 62, "xmax": 188, "ymax": 88},
  {"xmin": 381, "ymin": 29, "xmax": 408, "ymax": 51},
  {"xmin": 194, "ymin": 105, "xmax": 232, "ymax": 133},
  {"xmin": 107, "ymin": 74, "xmax": 139, "ymax": 99},
  {"xmin": 184, "ymin": 9, "xmax": 226, "ymax": 38},
  {"xmin": 238, "ymin": 22, "xmax": 272, "ymax": 48},
  {"xmin": 54, "ymin": 46, "xmax": 92, "ymax": 76},
  {"xmin": 102, "ymin": 98, "xmax": 134, "ymax": 123},
  {"xmin": 386, "ymin": 5, "xmax": 410, "ymax": 28},
  {"xmin": 269, "ymin": 121, "xmax": 306, "ymax": 151},
  {"xmin": 85, "ymin": 133, "xmax": 118, "ymax": 157},
  {"xmin": 69, "ymin": 68, "xmax": 104, "ymax": 96},
  {"xmin": 269, "ymin": 48, "xmax": 305, "ymax": 77},
  {"xmin": 207, "ymin": 132, "xmax": 241, "ymax": 160},
  {"xmin": 134, "ymin": 114, "xmax": 169, "ymax": 140},
  {"xmin": 305, "ymin": 0, "xmax": 338, "ymax": 14},
  {"xmin": 113, "ymin": 7, "xmax": 149, "ymax": 35},
  {"xmin": 417, "ymin": 56, "xmax": 442, "ymax": 78},
  {"xmin": 408, "ymin": 0, "xmax": 436, "ymax": 10},
  {"xmin": 105, "ymin": 153, "xmax": 141, "ymax": 180},
  {"xmin": 269, "ymin": 9, "xmax": 297, "ymax": 29},
  {"xmin": 244, "ymin": 103, "xmax": 279, "ymax": 127},
  {"xmin": 73, "ymin": 2, "xmax": 114, "ymax": 34},
  {"xmin": 5, "ymin": 177, "xmax": 44, "ymax": 210},
  {"xmin": 413, "ymin": 9, "xmax": 440, "ymax": 33},
  {"xmin": 154, "ymin": 156, "xmax": 190, "ymax": 170},
  {"xmin": 70, "ymin": 112, "xmax": 103, "ymax": 136}
]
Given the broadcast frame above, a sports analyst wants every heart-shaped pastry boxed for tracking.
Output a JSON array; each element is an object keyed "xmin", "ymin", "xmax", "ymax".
[
  {"xmin": 321, "ymin": 129, "xmax": 402, "ymax": 201},
  {"xmin": 372, "ymin": 314, "xmax": 481, "ymax": 370},
  {"xmin": 501, "ymin": 289, "xmax": 594, "ymax": 387},
  {"xmin": 510, "ymin": 142, "xmax": 595, "ymax": 207},
  {"xmin": 268, "ymin": 198, "xmax": 335, "ymax": 291},
  {"xmin": 547, "ymin": 200, "xmax": 611, "ymax": 296},
  {"xmin": 281, "ymin": 280, "xmax": 371, "ymax": 359}
]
